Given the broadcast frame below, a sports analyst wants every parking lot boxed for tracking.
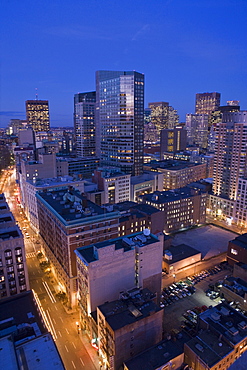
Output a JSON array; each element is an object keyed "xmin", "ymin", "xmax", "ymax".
[{"xmin": 162, "ymin": 263, "xmax": 232, "ymax": 334}]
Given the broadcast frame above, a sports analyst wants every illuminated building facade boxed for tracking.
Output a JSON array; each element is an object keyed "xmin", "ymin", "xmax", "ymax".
[
  {"xmin": 148, "ymin": 102, "xmax": 169, "ymax": 134},
  {"xmin": 96, "ymin": 70, "xmax": 144, "ymax": 176},
  {"xmin": 195, "ymin": 92, "xmax": 220, "ymax": 115},
  {"xmin": 25, "ymin": 100, "xmax": 50, "ymax": 132},
  {"xmin": 74, "ymin": 92, "xmax": 96, "ymax": 157},
  {"xmin": 186, "ymin": 113, "xmax": 209, "ymax": 151},
  {"xmin": 160, "ymin": 127, "xmax": 187, "ymax": 157}
]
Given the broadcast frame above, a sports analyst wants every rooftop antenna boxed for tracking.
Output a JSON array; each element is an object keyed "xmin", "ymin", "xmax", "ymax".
[{"xmin": 35, "ymin": 88, "xmax": 38, "ymax": 100}]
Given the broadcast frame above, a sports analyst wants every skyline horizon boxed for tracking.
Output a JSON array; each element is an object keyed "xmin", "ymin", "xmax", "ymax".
[{"xmin": 1, "ymin": 0, "xmax": 246, "ymax": 127}]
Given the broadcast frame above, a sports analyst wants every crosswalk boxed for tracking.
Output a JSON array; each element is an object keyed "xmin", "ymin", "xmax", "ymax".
[{"xmin": 26, "ymin": 252, "xmax": 36, "ymax": 258}]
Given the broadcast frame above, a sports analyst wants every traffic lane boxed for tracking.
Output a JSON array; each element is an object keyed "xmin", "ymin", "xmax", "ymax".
[
  {"xmin": 162, "ymin": 269, "xmax": 231, "ymax": 334},
  {"xmin": 27, "ymin": 257, "xmax": 97, "ymax": 370}
]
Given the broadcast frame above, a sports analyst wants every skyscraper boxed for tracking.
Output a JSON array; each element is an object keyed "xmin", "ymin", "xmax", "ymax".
[
  {"xmin": 25, "ymin": 100, "xmax": 50, "ymax": 132},
  {"xmin": 96, "ymin": 70, "xmax": 144, "ymax": 176},
  {"xmin": 195, "ymin": 92, "xmax": 221, "ymax": 115},
  {"xmin": 148, "ymin": 102, "xmax": 169, "ymax": 133},
  {"xmin": 213, "ymin": 111, "xmax": 247, "ymax": 200},
  {"xmin": 74, "ymin": 91, "xmax": 96, "ymax": 157},
  {"xmin": 186, "ymin": 113, "xmax": 209, "ymax": 150}
]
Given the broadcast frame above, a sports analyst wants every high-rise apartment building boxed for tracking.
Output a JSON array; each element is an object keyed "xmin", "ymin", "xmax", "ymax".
[
  {"xmin": 25, "ymin": 100, "xmax": 50, "ymax": 132},
  {"xmin": 195, "ymin": 92, "xmax": 221, "ymax": 115},
  {"xmin": 213, "ymin": 112, "xmax": 247, "ymax": 200},
  {"xmin": 74, "ymin": 92, "xmax": 96, "ymax": 157},
  {"xmin": 96, "ymin": 70, "xmax": 144, "ymax": 176}
]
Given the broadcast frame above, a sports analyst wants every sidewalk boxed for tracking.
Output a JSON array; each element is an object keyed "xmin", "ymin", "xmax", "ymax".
[{"xmin": 79, "ymin": 332, "xmax": 100, "ymax": 370}]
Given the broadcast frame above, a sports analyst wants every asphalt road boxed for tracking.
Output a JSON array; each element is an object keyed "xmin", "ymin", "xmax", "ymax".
[{"xmin": 3, "ymin": 169, "xmax": 100, "ymax": 370}]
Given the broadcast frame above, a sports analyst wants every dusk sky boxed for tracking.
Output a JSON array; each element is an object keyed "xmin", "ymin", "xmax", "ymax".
[{"xmin": 1, "ymin": 0, "xmax": 246, "ymax": 127}]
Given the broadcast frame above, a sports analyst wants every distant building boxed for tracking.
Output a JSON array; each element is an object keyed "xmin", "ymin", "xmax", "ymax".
[
  {"xmin": 25, "ymin": 100, "xmax": 50, "ymax": 132},
  {"xmin": 97, "ymin": 288, "xmax": 163, "ymax": 370},
  {"xmin": 144, "ymin": 160, "xmax": 207, "ymax": 190},
  {"xmin": 186, "ymin": 113, "xmax": 209, "ymax": 151},
  {"xmin": 36, "ymin": 187, "xmax": 120, "ymax": 307},
  {"xmin": 160, "ymin": 127, "xmax": 187, "ymax": 158},
  {"xmin": 0, "ymin": 194, "xmax": 29, "ymax": 299},
  {"xmin": 139, "ymin": 186, "xmax": 207, "ymax": 233},
  {"xmin": 74, "ymin": 92, "xmax": 96, "ymax": 157},
  {"xmin": 195, "ymin": 92, "xmax": 221, "ymax": 115},
  {"xmin": 75, "ymin": 232, "xmax": 163, "ymax": 335},
  {"xmin": 96, "ymin": 70, "xmax": 144, "ymax": 176},
  {"xmin": 130, "ymin": 171, "xmax": 163, "ymax": 201},
  {"xmin": 149, "ymin": 102, "xmax": 169, "ymax": 134}
]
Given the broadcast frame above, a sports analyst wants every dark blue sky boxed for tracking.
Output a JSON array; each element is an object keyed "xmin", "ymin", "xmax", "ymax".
[{"xmin": 1, "ymin": 0, "xmax": 246, "ymax": 127}]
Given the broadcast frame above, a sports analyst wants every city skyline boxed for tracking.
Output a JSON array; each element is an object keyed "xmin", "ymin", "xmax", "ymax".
[{"xmin": 1, "ymin": 0, "xmax": 246, "ymax": 127}]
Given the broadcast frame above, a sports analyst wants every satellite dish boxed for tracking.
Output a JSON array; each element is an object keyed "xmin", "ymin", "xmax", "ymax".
[{"xmin": 143, "ymin": 228, "xmax": 150, "ymax": 236}]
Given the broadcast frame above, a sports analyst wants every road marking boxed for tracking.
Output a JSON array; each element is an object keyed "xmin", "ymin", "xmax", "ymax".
[
  {"xmin": 53, "ymin": 318, "xmax": 56, "ymax": 324},
  {"xmin": 58, "ymin": 330, "xmax": 62, "ymax": 337},
  {"xmin": 71, "ymin": 360, "xmax": 76, "ymax": 369},
  {"xmin": 80, "ymin": 358, "xmax": 84, "ymax": 366},
  {"xmin": 65, "ymin": 328, "xmax": 69, "ymax": 334},
  {"xmin": 54, "ymin": 305, "xmax": 58, "ymax": 311},
  {"xmin": 42, "ymin": 281, "xmax": 56, "ymax": 303},
  {"xmin": 46, "ymin": 310, "xmax": 57, "ymax": 341},
  {"xmin": 65, "ymin": 345, "xmax": 69, "ymax": 352},
  {"xmin": 72, "ymin": 341, "xmax": 76, "ymax": 349},
  {"xmin": 60, "ymin": 317, "xmax": 64, "ymax": 323}
]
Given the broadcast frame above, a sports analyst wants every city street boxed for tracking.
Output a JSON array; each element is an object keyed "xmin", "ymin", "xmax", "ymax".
[{"xmin": 2, "ymin": 169, "xmax": 100, "ymax": 370}]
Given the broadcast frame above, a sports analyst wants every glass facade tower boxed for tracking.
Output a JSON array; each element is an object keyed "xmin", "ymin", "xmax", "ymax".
[
  {"xmin": 74, "ymin": 92, "xmax": 96, "ymax": 157},
  {"xmin": 96, "ymin": 70, "xmax": 144, "ymax": 176}
]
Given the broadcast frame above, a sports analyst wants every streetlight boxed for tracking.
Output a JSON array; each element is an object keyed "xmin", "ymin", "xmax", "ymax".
[
  {"xmin": 76, "ymin": 321, "xmax": 80, "ymax": 334},
  {"xmin": 173, "ymin": 274, "xmax": 176, "ymax": 283}
]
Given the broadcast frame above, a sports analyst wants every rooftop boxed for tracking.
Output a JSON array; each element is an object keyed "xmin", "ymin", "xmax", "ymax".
[
  {"xmin": 199, "ymin": 303, "xmax": 247, "ymax": 345},
  {"xmin": 36, "ymin": 187, "xmax": 120, "ymax": 225},
  {"xmin": 139, "ymin": 186, "xmax": 203, "ymax": 204},
  {"xmin": 230, "ymin": 234, "xmax": 247, "ymax": 249},
  {"xmin": 164, "ymin": 244, "xmax": 201, "ymax": 264},
  {"xmin": 75, "ymin": 231, "xmax": 159, "ymax": 264},
  {"xmin": 0, "ymin": 226, "xmax": 21, "ymax": 241},
  {"xmin": 98, "ymin": 288, "xmax": 161, "ymax": 331},
  {"xmin": 124, "ymin": 331, "xmax": 190, "ymax": 370},
  {"xmin": 144, "ymin": 160, "xmax": 203, "ymax": 171},
  {"xmin": 186, "ymin": 330, "xmax": 232, "ymax": 367}
]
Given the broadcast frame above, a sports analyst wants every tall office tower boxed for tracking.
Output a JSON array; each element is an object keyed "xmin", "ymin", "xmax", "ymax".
[
  {"xmin": 186, "ymin": 113, "xmax": 209, "ymax": 150},
  {"xmin": 195, "ymin": 92, "xmax": 220, "ymax": 114},
  {"xmin": 74, "ymin": 92, "xmax": 96, "ymax": 157},
  {"xmin": 96, "ymin": 70, "xmax": 144, "ymax": 176},
  {"xmin": 148, "ymin": 102, "xmax": 169, "ymax": 133},
  {"xmin": 168, "ymin": 106, "xmax": 179, "ymax": 128},
  {"xmin": 25, "ymin": 100, "xmax": 50, "ymax": 132},
  {"xmin": 213, "ymin": 111, "xmax": 247, "ymax": 201}
]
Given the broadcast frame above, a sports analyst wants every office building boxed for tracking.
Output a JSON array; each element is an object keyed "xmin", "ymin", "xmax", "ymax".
[
  {"xmin": 74, "ymin": 91, "xmax": 96, "ymax": 157},
  {"xmin": 92, "ymin": 168, "xmax": 131, "ymax": 204},
  {"xmin": 97, "ymin": 288, "xmax": 163, "ymax": 370},
  {"xmin": 186, "ymin": 113, "xmax": 209, "ymax": 151},
  {"xmin": 75, "ymin": 232, "xmax": 163, "ymax": 333},
  {"xmin": 227, "ymin": 233, "xmax": 247, "ymax": 266},
  {"xmin": 144, "ymin": 160, "xmax": 207, "ymax": 190},
  {"xmin": 25, "ymin": 100, "xmax": 50, "ymax": 132},
  {"xmin": 149, "ymin": 102, "xmax": 169, "ymax": 133},
  {"xmin": 160, "ymin": 127, "xmax": 187, "ymax": 157},
  {"xmin": 96, "ymin": 70, "xmax": 144, "ymax": 176},
  {"xmin": 195, "ymin": 92, "xmax": 221, "ymax": 115},
  {"xmin": 139, "ymin": 186, "xmax": 207, "ymax": 233},
  {"xmin": 36, "ymin": 187, "xmax": 120, "ymax": 307},
  {"xmin": 163, "ymin": 244, "xmax": 201, "ymax": 275},
  {"xmin": 0, "ymin": 194, "xmax": 29, "ymax": 299}
]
